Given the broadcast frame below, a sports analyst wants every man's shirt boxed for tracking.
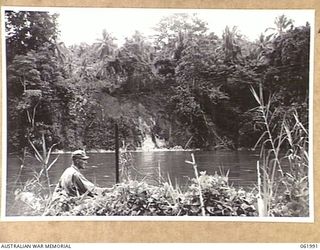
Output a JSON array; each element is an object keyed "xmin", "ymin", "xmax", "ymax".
[{"xmin": 54, "ymin": 165, "xmax": 96, "ymax": 197}]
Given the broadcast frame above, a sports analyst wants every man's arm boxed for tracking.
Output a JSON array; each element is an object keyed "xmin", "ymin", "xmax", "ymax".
[
  {"xmin": 72, "ymin": 173, "xmax": 96, "ymax": 196},
  {"xmin": 72, "ymin": 172, "xmax": 113, "ymax": 196}
]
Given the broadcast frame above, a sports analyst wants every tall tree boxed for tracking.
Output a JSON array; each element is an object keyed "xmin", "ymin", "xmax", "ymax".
[
  {"xmin": 263, "ymin": 24, "xmax": 310, "ymax": 110},
  {"xmin": 116, "ymin": 31, "xmax": 156, "ymax": 92},
  {"xmin": 153, "ymin": 13, "xmax": 208, "ymax": 80},
  {"xmin": 94, "ymin": 29, "xmax": 118, "ymax": 60},
  {"xmin": 6, "ymin": 11, "xmax": 64, "ymax": 152},
  {"xmin": 265, "ymin": 14, "xmax": 294, "ymax": 38},
  {"xmin": 5, "ymin": 11, "xmax": 59, "ymax": 63}
]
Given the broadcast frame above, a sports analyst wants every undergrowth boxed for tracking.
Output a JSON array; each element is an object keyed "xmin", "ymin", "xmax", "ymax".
[{"xmin": 43, "ymin": 172, "xmax": 257, "ymax": 216}]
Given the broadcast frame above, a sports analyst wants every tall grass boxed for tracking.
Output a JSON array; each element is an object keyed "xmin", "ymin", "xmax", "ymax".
[
  {"xmin": 8, "ymin": 134, "xmax": 59, "ymax": 216},
  {"xmin": 28, "ymin": 132, "xmax": 59, "ymax": 196},
  {"xmin": 251, "ymin": 86, "xmax": 309, "ymax": 217},
  {"xmin": 119, "ymin": 145, "xmax": 134, "ymax": 182}
]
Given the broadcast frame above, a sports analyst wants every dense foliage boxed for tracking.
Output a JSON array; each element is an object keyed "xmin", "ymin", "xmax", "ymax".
[{"xmin": 6, "ymin": 11, "xmax": 310, "ymax": 153}]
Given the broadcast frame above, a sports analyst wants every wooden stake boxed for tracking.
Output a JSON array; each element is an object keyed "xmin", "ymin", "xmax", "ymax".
[{"xmin": 115, "ymin": 122, "xmax": 120, "ymax": 184}]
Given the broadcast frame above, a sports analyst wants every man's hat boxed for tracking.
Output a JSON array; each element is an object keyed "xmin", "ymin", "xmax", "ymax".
[{"xmin": 72, "ymin": 150, "xmax": 89, "ymax": 160}]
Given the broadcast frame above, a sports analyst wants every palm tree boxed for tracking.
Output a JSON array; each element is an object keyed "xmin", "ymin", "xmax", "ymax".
[
  {"xmin": 265, "ymin": 14, "xmax": 294, "ymax": 37},
  {"xmin": 253, "ymin": 33, "xmax": 274, "ymax": 65},
  {"xmin": 90, "ymin": 29, "xmax": 119, "ymax": 80},
  {"xmin": 222, "ymin": 26, "xmax": 242, "ymax": 64},
  {"xmin": 94, "ymin": 29, "xmax": 118, "ymax": 60}
]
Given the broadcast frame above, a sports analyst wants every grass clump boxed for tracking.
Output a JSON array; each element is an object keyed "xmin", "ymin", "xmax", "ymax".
[
  {"xmin": 251, "ymin": 86, "xmax": 309, "ymax": 217},
  {"xmin": 8, "ymin": 177, "xmax": 51, "ymax": 216}
]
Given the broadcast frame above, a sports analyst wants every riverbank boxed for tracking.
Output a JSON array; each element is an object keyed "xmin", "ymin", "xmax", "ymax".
[
  {"xmin": 21, "ymin": 172, "xmax": 258, "ymax": 217},
  {"xmin": 51, "ymin": 148, "xmax": 200, "ymax": 155},
  {"xmin": 10, "ymin": 169, "xmax": 303, "ymax": 217},
  {"xmin": 8, "ymin": 146, "xmax": 253, "ymax": 156}
]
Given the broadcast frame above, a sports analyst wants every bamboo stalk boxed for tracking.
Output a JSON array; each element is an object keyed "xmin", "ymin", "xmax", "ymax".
[
  {"xmin": 186, "ymin": 153, "xmax": 206, "ymax": 216},
  {"xmin": 256, "ymin": 161, "xmax": 265, "ymax": 217},
  {"xmin": 184, "ymin": 135, "xmax": 194, "ymax": 149}
]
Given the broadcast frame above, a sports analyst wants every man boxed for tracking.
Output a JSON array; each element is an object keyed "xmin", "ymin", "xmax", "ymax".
[
  {"xmin": 43, "ymin": 150, "xmax": 111, "ymax": 216},
  {"xmin": 53, "ymin": 149, "xmax": 107, "ymax": 197}
]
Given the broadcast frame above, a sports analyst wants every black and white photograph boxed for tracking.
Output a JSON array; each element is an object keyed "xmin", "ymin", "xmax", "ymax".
[{"xmin": 1, "ymin": 7, "xmax": 314, "ymax": 220}]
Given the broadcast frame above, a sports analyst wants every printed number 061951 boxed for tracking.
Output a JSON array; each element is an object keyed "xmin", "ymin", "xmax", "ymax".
[{"xmin": 300, "ymin": 244, "xmax": 318, "ymax": 248}]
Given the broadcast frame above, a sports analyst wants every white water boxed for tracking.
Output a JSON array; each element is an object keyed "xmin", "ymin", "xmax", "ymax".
[
  {"xmin": 141, "ymin": 134, "xmax": 156, "ymax": 151},
  {"xmin": 138, "ymin": 116, "xmax": 168, "ymax": 151}
]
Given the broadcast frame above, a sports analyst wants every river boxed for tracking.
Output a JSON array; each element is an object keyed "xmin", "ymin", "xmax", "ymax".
[{"xmin": 6, "ymin": 150, "xmax": 260, "ymax": 192}]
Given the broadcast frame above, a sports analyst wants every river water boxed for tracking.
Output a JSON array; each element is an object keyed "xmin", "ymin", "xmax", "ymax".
[{"xmin": 6, "ymin": 150, "xmax": 260, "ymax": 192}]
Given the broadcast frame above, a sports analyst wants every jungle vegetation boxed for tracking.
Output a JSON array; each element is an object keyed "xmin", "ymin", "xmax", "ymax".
[{"xmin": 6, "ymin": 11, "xmax": 310, "ymax": 153}]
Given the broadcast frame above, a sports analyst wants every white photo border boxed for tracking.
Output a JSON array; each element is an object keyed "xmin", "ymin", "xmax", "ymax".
[{"xmin": 0, "ymin": 6, "xmax": 315, "ymax": 222}]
